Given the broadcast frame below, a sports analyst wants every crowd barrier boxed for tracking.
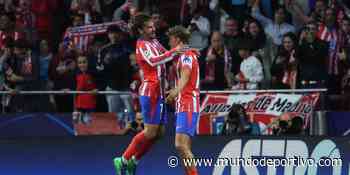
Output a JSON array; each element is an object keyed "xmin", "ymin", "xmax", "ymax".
[{"xmin": 0, "ymin": 89, "xmax": 330, "ymax": 137}]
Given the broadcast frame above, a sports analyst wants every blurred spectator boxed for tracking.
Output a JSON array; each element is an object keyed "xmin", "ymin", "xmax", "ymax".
[
  {"xmin": 15, "ymin": 0, "xmax": 37, "ymax": 45},
  {"xmin": 70, "ymin": 0, "xmax": 102, "ymax": 25},
  {"xmin": 74, "ymin": 54, "xmax": 97, "ymax": 114},
  {"xmin": 222, "ymin": 17, "xmax": 241, "ymax": 51},
  {"xmin": 317, "ymin": 8, "xmax": 342, "ymax": 94},
  {"xmin": 251, "ymin": 0, "xmax": 295, "ymax": 46},
  {"xmin": 4, "ymin": 39, "xmax": 40, "ymax": 112},
  {"xmin": 71, "ymin": 12, "xmax": 85, "ymax": 27},
  {"xmin": 0, "ymin": 37, "xmax": 14, "ymax": 112},
  {"xmin": 188, "ymin": 7, "xmax": 211, "ymax": 50},
  {"xmin": 85, "ymin": 36, "xmax": 108, "ymax": 112},
  {"xmin": 31, "ymin": 0, "xmax": 58, "ymax": 46},
  {"xmin": 221, "ymin": 0, "xmax": 248, "ymax": 23},
  {"xmin": 208, "ymin": 0, "xmax": 229, "ymax": 33},
  {"xmin": 339, "ymin": 17, "xmax": 350, "ymax": 110},
  {"xmin": 222, "ymin": 17, "xmax": 243, "ymax": 75},
  {"xmin": 246, "ymin": 19, "xmax": 276, "ymax": 89},
  {"xmin": 297, "ymin": 22, "xmax": 328, "ymax": 89},
  {"xmin": 200, "ymin": 31, "xmax": 232, "ymax": 90},
  {"xmin": 232, "ymin": 39, "xmax": 264, "ymax": 90},
  {"xmin": 120, "ymin": 112, "xmax": 144, "ymax": 135},
  {"xmin": 0, "ymin": 0, "xmax": 15, "ymax": 13},
  {"xmin": 271, "ymin": 32, "xmax": 299, "ymax": 89},
  {"xmin": 289, "ymin": 0, "xmax": 326, "ymax": 25},
  {"xmin": 99, "ymin": 0, "xmax": 125, "ymax": 22},
  {"xmin": 272, "ymin": 116, "xmax": 304, "ymax": 135},
  {"xmin": 152, "ymin": 11, "xmax": 170, "ymax": 49},
  {"xmin": 49, "ymin": 45, "xmax": 78, "ymax": 112},
  {"xmin": 0, "ymin": 12, "xmax": 24, "ymax": 50},
  {"xmin": 221, "ymin": 104, "xmax": 260, "ymax": 135},
  {"xmin": 113, "ymin": 2, "xmax": 139, "ymax": 22},
  {"xmin": 39, "ymin": 40, "xmax": 52, "ymax": 85},
  {"xmin": 38, "ymin": 39, "xmax": 54, "ymax": 111},
  {"xmin": 97, "ymin": 25, "xmax": 134, "ymax": 121},
  {"xmin": 284, "ymin": 0, "xmax": 310, "ymax": 29},
  {"xmin": 0, "ymin": 38, "xmax": 13, "ymax": 87},
  {"xmin": 339, "ymin": 17, "xmax": 350, "ymax": 74}
]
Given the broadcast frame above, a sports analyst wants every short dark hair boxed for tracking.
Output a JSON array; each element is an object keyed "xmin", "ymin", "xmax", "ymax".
[
  {"xmin": 237, "ymin": 38, "xmax": 253, "ymax": 51},
  {"xmin": 130, "ymin": 13, "xmax": 151, "ymax": 36},
  {"xmin": 167, "ymin": 25, "xmax": 191, "ymax": 44}
]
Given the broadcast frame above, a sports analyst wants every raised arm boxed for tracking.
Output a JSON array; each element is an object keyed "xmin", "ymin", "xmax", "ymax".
[
  {"xmin": 289, "ymin": 1, "xmax": 312, "ymax": 25},
  {"xmin": 251, "ymin": 0, "xmax": 273, "ymax": 27},
  {"xmin": 137, "ymin": 43, "xmax": 178, "ymax": 67}
]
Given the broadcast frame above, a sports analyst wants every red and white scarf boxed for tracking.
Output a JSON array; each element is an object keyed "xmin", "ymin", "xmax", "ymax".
[
  {"xmin": 204, "ymin": 47, "xmax": 231, "ymax": 82},
  {"xmin": 282, "ymin": 50, "xmax": 297, "ymax": 89},
  {"xmin": 317, "ymin": 24, "xmax": 339, "ymax": 75}
]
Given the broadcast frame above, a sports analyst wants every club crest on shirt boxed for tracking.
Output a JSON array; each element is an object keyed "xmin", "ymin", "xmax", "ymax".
[
  {"xmin": 183, "ymin": 57, "xmax": 192, "ymax": 64},
  {"xmin": 142, "ymin": 47, "xmax": 151, "ymax": 58}
]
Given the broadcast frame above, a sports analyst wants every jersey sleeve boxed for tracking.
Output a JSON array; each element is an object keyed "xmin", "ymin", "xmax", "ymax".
[
  {"xmin": 137, "ymin": 42, "xmax": 176, "ymax": 67},
  {"xmin": 180, "ymin": 55, "xmax": 193, "ymax": 71}
]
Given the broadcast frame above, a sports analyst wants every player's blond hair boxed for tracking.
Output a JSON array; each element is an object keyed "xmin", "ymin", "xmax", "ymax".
[{"xmin": 167, "ymin": 25, "xmax": 191, "ymax": 44}]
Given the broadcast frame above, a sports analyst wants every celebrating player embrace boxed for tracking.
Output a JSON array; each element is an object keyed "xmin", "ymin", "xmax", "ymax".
[
  {"xmin": 166, "ymin": 26, "xmax": 200, "ymax": 175},
  {"xmin": 113, "ymin": 14, "xmax": 183, "ymax": 175}
]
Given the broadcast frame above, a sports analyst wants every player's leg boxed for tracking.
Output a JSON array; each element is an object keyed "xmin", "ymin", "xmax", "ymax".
[
  {"xmin": 114, "ymin": 96, "xmax": 163, "ymax": 175},
  {"xmin": 175, "ymin": 112, "xmax": 199, "ymax": 175},
  {"xmin": 130, "ymin": 96, "xmax": 165, "ymax": 160}
]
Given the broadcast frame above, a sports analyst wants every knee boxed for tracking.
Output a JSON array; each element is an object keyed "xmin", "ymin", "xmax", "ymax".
[
  {"xmin": 143, "ymin": 128, "xmax": 158, "ymax": 140},
  {"xmin": 175, "ymin": 142, "xmax": 188, "ymax": 154},
  {"xmin": 155, "ymin": 127, "xmax": 165, "ymax": 139}
]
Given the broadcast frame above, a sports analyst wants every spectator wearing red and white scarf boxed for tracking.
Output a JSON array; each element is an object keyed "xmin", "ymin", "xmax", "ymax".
[
  {"xmin": 200, "ymin": 31, "xmax": 232, "ymax": 90},
  {"xmin": 316, "ymin": 8, "xmax": 344, "ymax": 93}
]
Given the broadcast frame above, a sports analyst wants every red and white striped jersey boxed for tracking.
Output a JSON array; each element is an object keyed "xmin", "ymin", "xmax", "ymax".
[
  {"xmin": 175, "ymin": 49, "xmax": 200, "ymax": 113},
  {"xmin": 136, "ymin": 38, "xmax": 177, "ymax": 98}
]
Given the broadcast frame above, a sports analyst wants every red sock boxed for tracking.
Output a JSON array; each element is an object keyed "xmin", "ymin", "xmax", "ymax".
[
  {"xmin": 186, "ymin": 167, "xmax": 198, "ymax": 175},
  {"xmin": 122, "ymin": 131, "xmax": 155, "ymax": 160},
  {"xmin": 134, "ymin": 135, "xmax": 155, "ymax": 160}
]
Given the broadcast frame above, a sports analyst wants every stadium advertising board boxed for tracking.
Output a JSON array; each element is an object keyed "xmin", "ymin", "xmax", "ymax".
[
  {"xmin": 0, "ymin": 136, "xmax": 348, "ymax": 175},
  {"xmin": 198, "ymin": 93, "xmax": 320, "ymax": 135}
]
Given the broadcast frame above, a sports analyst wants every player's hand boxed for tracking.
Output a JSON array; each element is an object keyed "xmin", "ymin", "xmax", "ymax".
[
  {"xmin": 174, "ymin": 45, "xmax": 185, "ymax": 55},
  {"xmin": 165, "ymin": 88, "xmax": 178, "ymax": 104}
]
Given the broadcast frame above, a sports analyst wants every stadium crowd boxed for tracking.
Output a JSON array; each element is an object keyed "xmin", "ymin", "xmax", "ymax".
[{"xmin": 0, "ymin": 0, "xmax": 349, "ymax": 116}]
